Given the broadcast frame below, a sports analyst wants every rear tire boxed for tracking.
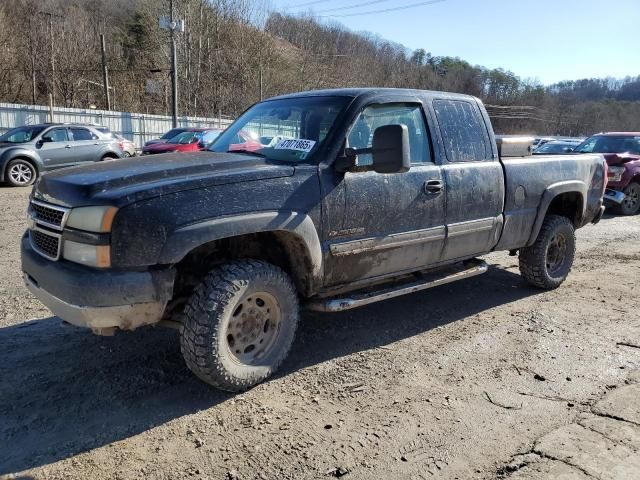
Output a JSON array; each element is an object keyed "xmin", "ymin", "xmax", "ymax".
[
  {"xmin": 519, "ymin": 215, "xmax": 576, "ymax": 290},
  {"xmin": 180, "ymin": 259, "xmax": 299, "ymax": 392},
  {"xmin": 614, "ymin": 182, "xmax": 640, "ymax": 216},
  {"xmin": 5, "ymin": 158, "xmax": 37, "ymax": 187}
]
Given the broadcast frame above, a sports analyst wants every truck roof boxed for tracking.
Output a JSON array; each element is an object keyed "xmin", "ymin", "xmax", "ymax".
[{"xmin": 268, "ymin": 87, "xmax": 478, "ymax": 103}]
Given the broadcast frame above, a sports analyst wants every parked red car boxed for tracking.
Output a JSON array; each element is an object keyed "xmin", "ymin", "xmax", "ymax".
[
  {"xmin": 141, "ymin": 128, "xmax": 223, "ymax": 155},
  {"xmin": 573, "ymin": 132, "xmax": 640, "ymax": 215}
]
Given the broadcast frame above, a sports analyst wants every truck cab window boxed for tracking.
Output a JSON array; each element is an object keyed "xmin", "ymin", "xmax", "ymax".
[
  {"xmin": 433, "ymin": 99, "xmax": 491, "ymax": 162},
  {"xmin": 347, "ymin": 103, "xmax": 432, "ymax": 166}
]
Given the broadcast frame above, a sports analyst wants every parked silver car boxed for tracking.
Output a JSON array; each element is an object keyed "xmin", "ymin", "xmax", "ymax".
[{"xmin": 0, "ymin": 123, "xmax": 123, "ymax": 187}]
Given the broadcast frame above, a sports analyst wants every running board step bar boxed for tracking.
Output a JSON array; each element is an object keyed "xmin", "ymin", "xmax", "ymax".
[{"xmin": 305, "ymin": 259, "xmax": 488, "ymax": 312}]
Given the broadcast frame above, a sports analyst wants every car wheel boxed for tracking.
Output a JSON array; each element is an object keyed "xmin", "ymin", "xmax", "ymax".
[
  {"xmin": 180, "ymin": 259, "xmax": 300, "ymax": 392},
  {"xmin": 122, "ymin": 151, "xmax": 131, "ymax": 158},
  {"xmin": 6, "ymin": 159, "xmax": 37, "ymax": 187},
  {"xmin": 519, "ymin": 215, "xmax": 576, "ymax": 290},
  {"xmin": 615, "ymin": 182, "xmax": 640, "ymax": 216}
]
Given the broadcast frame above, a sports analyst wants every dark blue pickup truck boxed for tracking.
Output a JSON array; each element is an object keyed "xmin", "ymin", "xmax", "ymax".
[{"xmin": 22, "ymin": 88, "xmax": 606, "ymax": 391}]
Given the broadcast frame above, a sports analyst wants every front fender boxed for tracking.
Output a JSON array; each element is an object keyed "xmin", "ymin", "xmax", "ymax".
[
  {"xmin": 0, "ymin": 148, "xmax": 42, "ymax": 181},
  {"xmin": 527, "ymin": 180, "xmax": 587, "ymax": 246},
  {"xmin": 158, "ymin": 210, "xmax": 323, "ymax": 291}
]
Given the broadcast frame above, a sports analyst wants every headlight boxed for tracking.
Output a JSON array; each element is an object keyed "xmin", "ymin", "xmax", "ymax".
[
  {"xmin": 63, "ymin": 240, "xmax": 111, "ymax": 268},
  {"xmin": 608, "ymin": 166, "xmax": 625, "ymax": 183},
  {"xmin": 66, "ymin": 206, "xmax": 117, "ymax": 232}
]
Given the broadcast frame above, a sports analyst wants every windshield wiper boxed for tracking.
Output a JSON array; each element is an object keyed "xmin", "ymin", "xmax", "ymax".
[{"xmin": 226, "ymin": 149, "xmax": 266, "ymax": 157}]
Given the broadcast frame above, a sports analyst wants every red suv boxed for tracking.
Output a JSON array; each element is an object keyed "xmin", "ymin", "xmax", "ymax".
[
  {"xmin": 573, "ymin": 132, "xmax": 640, "ymax": 215},
  {"xmin": 141, "ymin": 128, "xmax": 223, "ymax": 155}
]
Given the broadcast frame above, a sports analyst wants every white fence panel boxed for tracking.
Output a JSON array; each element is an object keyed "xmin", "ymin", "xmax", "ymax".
[{"xmin": 0, "ymin": 102, "xmax": 234, "ymax": 148}]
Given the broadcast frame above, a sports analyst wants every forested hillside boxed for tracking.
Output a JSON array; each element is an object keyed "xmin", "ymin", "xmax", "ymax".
[{"xmin": 0, "ymin": 0, "xmax": 638, "ymax": 135}]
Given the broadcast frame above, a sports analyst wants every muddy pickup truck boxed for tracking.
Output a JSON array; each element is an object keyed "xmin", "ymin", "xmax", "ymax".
[{"xmin": 22, "ymin": 88, "xmax": 606, "ymax": 391}]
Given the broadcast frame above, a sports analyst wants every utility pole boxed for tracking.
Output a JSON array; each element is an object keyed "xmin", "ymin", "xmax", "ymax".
[
  {"xmin": 28, "ymin": 18, "xmax": 36, "ymax": 105},
  {"xmin": 100, "ymin": 34, "xmax": 111, "ymax": 110},
  {"xmin": 40, "ymin": 12, "xmax": 62, "ymax": 106},
  {"xmin": 170, "ymin": 0, "xmax": 178, "ymax": 128},
  {"xmin": 159, "ymin": 1, "xmax": 184, "ymax": 127}
]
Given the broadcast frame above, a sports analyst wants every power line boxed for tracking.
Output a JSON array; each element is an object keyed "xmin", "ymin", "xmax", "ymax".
[
  {"xmin": 320, "ymin": 0, "xmax": 447, "ymax": 17},
  {"xmin": 285, "ymin": 0, "xmax": 331, "ymax": 8},
  {"xmin": 315, "ymin": 0, "xmax": 392, "ymax": 14}
]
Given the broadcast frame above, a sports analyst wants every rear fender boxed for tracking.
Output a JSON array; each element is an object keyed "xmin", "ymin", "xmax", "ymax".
[{"xmin": 527, "ymin": 180, "xmax": 587, "ymax": 246}]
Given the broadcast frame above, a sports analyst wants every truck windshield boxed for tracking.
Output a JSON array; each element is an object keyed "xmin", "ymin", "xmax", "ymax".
[
  {"xmin": 209, "ymin": 96, "xmax": 350, "ymax": 162},
  {"xmin": 574, "ymin": 135, "xmax": 640, "ymax": 154}
]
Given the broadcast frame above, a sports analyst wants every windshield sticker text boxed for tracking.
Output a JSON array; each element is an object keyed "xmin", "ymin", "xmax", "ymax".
[{"xmin": 274, "ymin": 138, "xmax": 316, "ymax": 153}]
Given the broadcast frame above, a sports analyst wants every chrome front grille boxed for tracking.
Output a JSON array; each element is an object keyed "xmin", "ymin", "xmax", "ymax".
[
  {"xmin": 30, "ymin": 227, "xmax": 61, "ymax": 260},
  {"xmin": 28, "ymin": 200, "xmax": 69, "ymax": 261},
  {"xmin": 30, "ymin": 200, "xmax": 69, "ymax": 231}
]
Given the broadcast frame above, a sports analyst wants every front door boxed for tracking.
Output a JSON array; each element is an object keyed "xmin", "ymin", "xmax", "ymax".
[
  {"xmin": 323, "ymin": 102, "xmax": 446, "ymax": 287},
  {"xmin": 38, "ymin": 127, "xmax": 73, "ymax": 169}
]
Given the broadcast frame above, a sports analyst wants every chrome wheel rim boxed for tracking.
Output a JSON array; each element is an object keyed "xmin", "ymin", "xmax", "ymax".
[
  {"xmin": 9, "ymin": 162, "xmax": 34, "ymax": 185},
  {"xmin": 546, "ymin": 233, "xmax": 567, "ymax": 276},
  {"xmin": 225, "ymin": 291, "xmax": 282, "ymax": 365}
]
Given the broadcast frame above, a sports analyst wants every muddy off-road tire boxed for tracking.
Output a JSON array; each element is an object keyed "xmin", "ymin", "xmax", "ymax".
[
  {"xmin": 519, "ymin": 215, "xmax": 576, "ymax": 290},
  {"xmin": 180, "ymin": 259, "xmax": 300, "ymax": 392},
  {"xmin": 614, "ymin": 182, "xmax": 640, "ymax": 216}
]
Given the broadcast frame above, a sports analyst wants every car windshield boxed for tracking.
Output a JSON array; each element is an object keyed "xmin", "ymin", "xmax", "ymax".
[
  {"xmin": 574, "ymin": 135, "xmax": 640, "ymax": 154},
  {"xmin": 536, "ymin": 142, "xmax": 573, "ymax": 154},
  {"xmin": 169, "ymin": 131, "xmax": 199, "ymax": 144},
  {"xmin": 209, "ymin": 96, "xmax": 350, "ymax": 163},
  {"xmin": 0, "ymin": 126, "xmax": 47, "ymax": 143},
  {"xmin": 161, "ymin": 128, "xmax": 187, "ymax": 140}
]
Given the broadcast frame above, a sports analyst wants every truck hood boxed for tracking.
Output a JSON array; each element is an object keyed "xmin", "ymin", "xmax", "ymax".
[
  {"xmin": 33, "ymin": 151, "xmax": 296, "ymax": 207},
  {"xmin": 603, "ymin": 153, "xmax": 640, "ymax": 166}
]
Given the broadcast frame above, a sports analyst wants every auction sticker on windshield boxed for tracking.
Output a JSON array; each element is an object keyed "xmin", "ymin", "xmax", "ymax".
[{"xmin": 274, "ymin": 138, "xmax": 316, "ymax": 152}]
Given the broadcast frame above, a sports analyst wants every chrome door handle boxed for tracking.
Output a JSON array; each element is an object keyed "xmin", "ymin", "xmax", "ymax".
[
  {"xmin": 423, "ymin": 179, "xmax": 444, "ymax": 194},
  {"xmin": 65, "ymin": 144, "xmax": 72, "ymax": 148}
]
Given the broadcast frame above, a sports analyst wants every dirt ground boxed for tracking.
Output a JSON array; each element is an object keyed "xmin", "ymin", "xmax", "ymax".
[{"xmin": 1, "ymin": 186, "xmax": 639, "ymax": 480}]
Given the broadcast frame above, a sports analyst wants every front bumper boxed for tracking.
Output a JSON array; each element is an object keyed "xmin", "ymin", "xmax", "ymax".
[
  {"xmin": 604, "ymin": 189, "xmax": 625, "ymax": 205},
  {"xmin": 21, "ymin": 234, "xmax": 174, "ymax": 333}
]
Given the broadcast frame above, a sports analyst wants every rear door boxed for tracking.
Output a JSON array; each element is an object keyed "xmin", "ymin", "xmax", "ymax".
[
  {"xmin": 323, "ymin": 101, "xmax": 447, "ymax": 286},
  {"xmin": 38, "ymin": 127, "xmax": 73, "ymax": 169},
  {"xmin": 69, "ymin": 127, "xmax": 101, "ymax": 164},
  {"xmin": 429, "ymin": 98, "xmax": 505, "ymax": 260}
]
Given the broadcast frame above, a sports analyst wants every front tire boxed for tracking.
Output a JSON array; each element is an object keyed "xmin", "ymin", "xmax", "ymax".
[
  {"xmin": 180, "ymin": 260, "xmax": 300, "ymax": 392},
  {"xmin": 614, "ymin": 182, "xmax": 640, "ymax": 216},
  {"xmin": 519, "ymin": 215, "xmax": 576, "ymax": 290},
  {"xmin": 5, "ymin": 159, "xmax": 37, "ymax": 187}
]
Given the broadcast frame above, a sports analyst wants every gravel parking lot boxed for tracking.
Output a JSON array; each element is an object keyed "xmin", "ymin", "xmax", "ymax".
[{"xmin": 1, "ymin": 186, "xmax": 639, "ymax": 480}]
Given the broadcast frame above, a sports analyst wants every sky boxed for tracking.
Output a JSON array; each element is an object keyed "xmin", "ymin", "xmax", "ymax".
[{"xmin": 271, "ymin": 0, "xmax": 639, "ymax": 85}]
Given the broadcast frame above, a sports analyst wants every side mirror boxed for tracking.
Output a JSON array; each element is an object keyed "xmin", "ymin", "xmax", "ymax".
[
  {"xmin": 371, "ymin": 124, "xmax": 410, "ymax": 174},
  {"xmin": 40, "ymin": 136, "xmax": 53, "ymax": 143},
  {"xmin": 564, "ymin": 147, "xmax": 574, "ymax": 153}
]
